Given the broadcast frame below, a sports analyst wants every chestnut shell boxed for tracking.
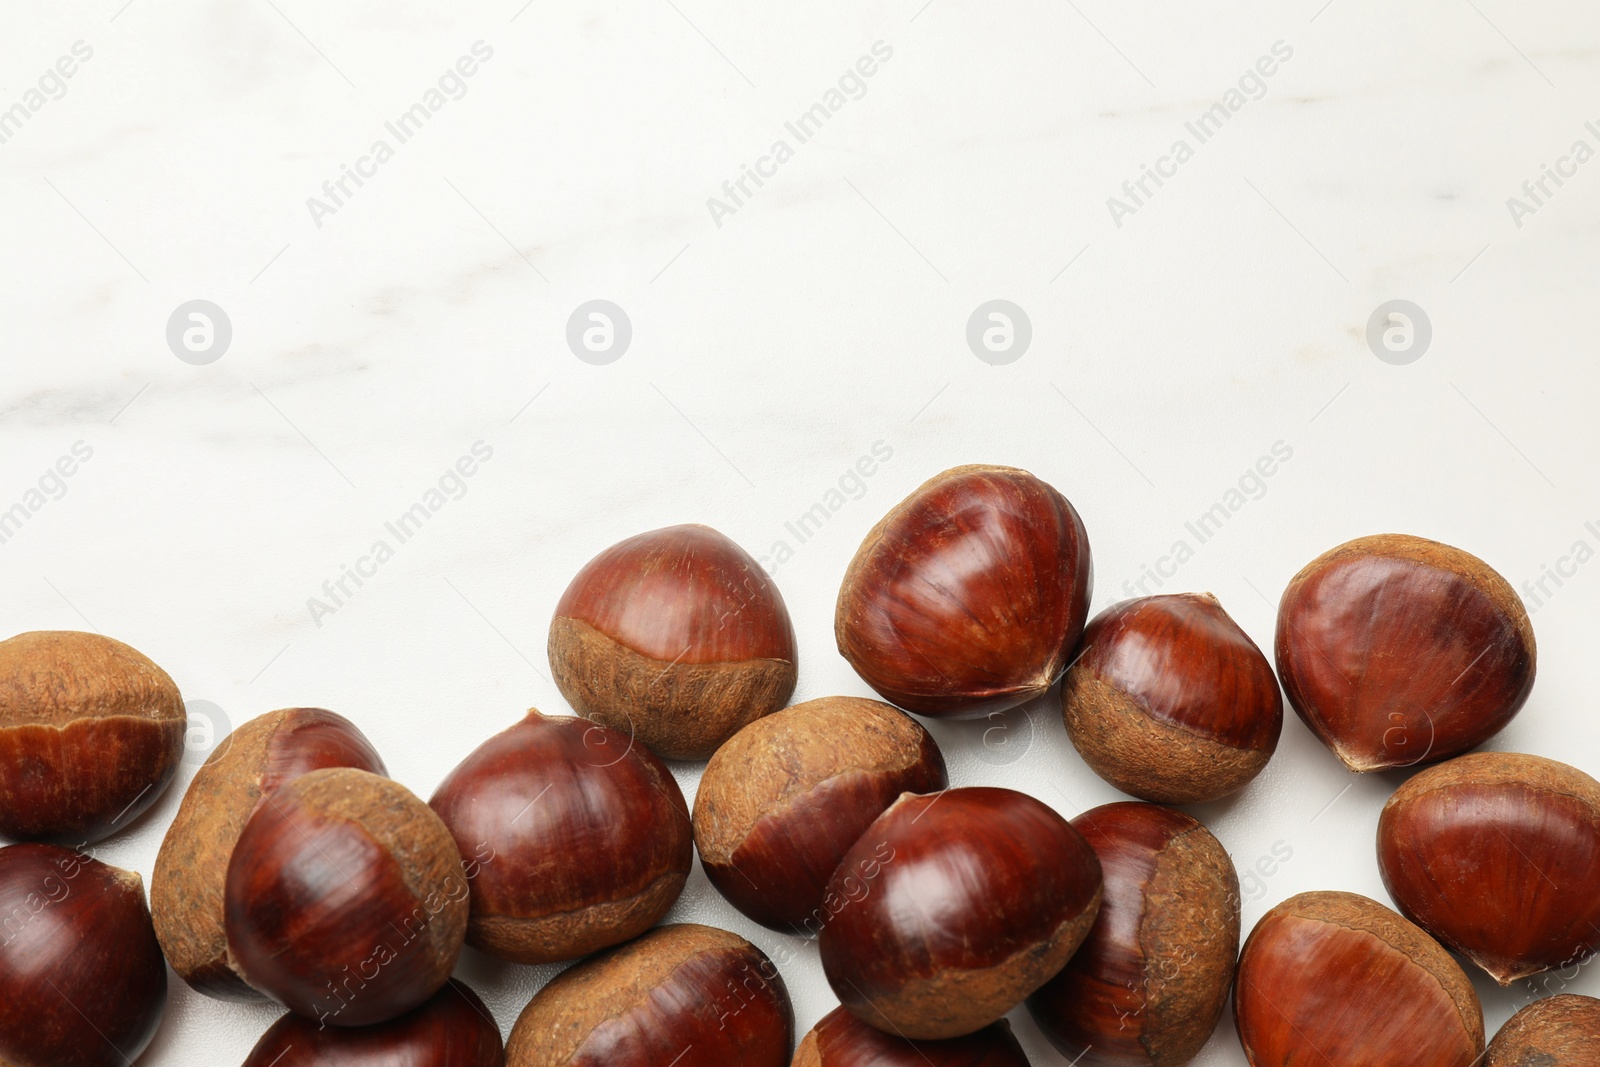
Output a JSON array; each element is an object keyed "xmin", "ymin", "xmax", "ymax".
[
  {"xmin": 1485, "ymin": 995, "xmax": 1600, "ymax": 1066},
  {"xmin": 819, "ymin": 786, "xmax": 1103, "ymax": 1039},
  {"xmin": 429, "ymin": 709, "xmax": 692, "ymax": 964},
  {"xmin": 834, "ymin": 465, "xmax": 1093, "ymax": 719},
  {"xmin": 243, "ymin": 979, "xmax": 504, "ymax": 1067},
  {"xmin": 794, "ymin": 1006, "xmax": 1031, "ymax": 1066},
  {"xmin": 692, "ymin": 696, "xmax": 947, "ymax": 933},
  {"xmin": 1275, "ymin": 534, "xmax": 1534, "ymax": 771},
  {"xmin": 1377, "ymin": 752, "xmax": 1600, "ymax": 984}
]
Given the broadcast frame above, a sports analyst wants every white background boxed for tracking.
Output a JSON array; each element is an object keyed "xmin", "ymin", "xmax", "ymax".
[{"xmin": 3, "ymin": 1, "xmax": 1600, "ymax": 1063}]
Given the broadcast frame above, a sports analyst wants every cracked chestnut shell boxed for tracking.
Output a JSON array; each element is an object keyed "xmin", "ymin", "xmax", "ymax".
[
  {"xmin": 693, "ymin": 695, "xmax": 946, "ymax": 933},
  {"xmin": 225, "ymin": 767, "xmax": 468, "ymax": 1027},
  {"xmin": 1275, "ymin": 534, "xmax": 1534, "ymax": 771},
  {"xmin": 1063, "ymin": 594, "xmax": 1281, "ymax": 803},
  {"xmin": 1234, "ymin": 891, "xmax": 1484, "ymax": 1066},
  {"xmin": 0, "ymin": 630, "xmax": 186, "ymax": 843},
  {"xmin": 835, "ymin": 465, "xmax": 1093, "ymax": 719},
  {"xmin": 794, "ymin": 1006, "xmax": 1031, "ymax": 1066},
  {"xmin": 1378, "ymin": 752, "xmax": 1600, "ymax": 985},
  {"xmin": 1027, "ymin": 802, "xmax": 1239, "ymax": 1067},
  {"xmin": 428, "ymin": 709, "xmax": 691, "ymax": 964},
  {"xmin": 243, "ymin": 979, "xmax": 504, "ymax": 1067},
  {"xmin": 1486, "ymin": 995, "xmax": 1600, "ymax": 1066},
  {"xmin": 0, "ymin": 843, "xmax": 168, "ymax": 1067},
  {"xmin": 151, "ymin": 706, "xmax": 386, "ymax": 1000},
  {"xmin": 819, "ymin": 786, "xmax": 1103, "ymax": 1040},
  {"xmin": 548, "ymin": 524, "xmax": 798, "ymax": 761},
  {"xmin": 505, "ymin": 923, "xmax": 792, "ymax": 1067}
]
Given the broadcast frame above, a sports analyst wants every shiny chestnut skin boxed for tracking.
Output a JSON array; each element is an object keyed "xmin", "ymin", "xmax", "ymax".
[
  {"xmin": 1276, "ymin": 534, "xmax": 1534, "ymax": 771},
  {"xmin": 1486, "ymin": 995, "xmax": 1600, "ymax": 1066},
  {"xmin": 1063, "ymin": 594, "xmax": 1281, "ymax": 803},
  {"xmin": 0, "ymin": 630, "xmax": 186, "ymax": 843},
  {"xmin": 819, "ymin": 786, "xmax": 1103, "ymax": 1039},
  {"xmin": 1378, "ymin": 752, "xmax": 1600, "ymax": 984},
  {"xmin": 549, "ymin": 524, "xmax": 798, "ymax": 760},
  {"xmin": 693, "ymin": 696, "xmax": 947, "ymax": 933},
  {"xmin": 1234, "ymin": 891, "xmax": 1485, "ymax": 1066},
  {"xmin": 1027, "ymin": 802, "xmax": 1238, "ymax": 1067},
  {"xmin": 0, "ymin": 843, "xmax": 168, "ymax": 1067},
  {"xmin": 835, "ymin": 465, "xmax": 1093, "ymax": 719},
  {"xmin": 243, "ymin": 979, "xmax": 504, "ymax": 1067},
  {"xmin": 152, "ymin": 707, "xmax": 386, "ymax": 1000},
  {"xmin": 794, "ymin": 1006, "xmax": 1031, "ymax": 1066},
  {"xmin": 225, "ymin": 767, "xmax": 469, "ymax": 1027},
  {"xmin": 428, "ymin": 709, "xmax": 691, "ymax": 964},
  {"xmin": 506, "ymin": 923, "xmax": 792, "ymax": 1067}
]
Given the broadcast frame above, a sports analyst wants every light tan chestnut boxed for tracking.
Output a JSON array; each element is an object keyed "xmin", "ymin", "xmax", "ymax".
[{"xmin": 1486, "ymin": 995, "xmax": 1600, "ymax": 1066}]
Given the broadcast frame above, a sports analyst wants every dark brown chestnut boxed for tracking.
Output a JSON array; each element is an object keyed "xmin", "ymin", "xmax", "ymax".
[
  {"xmin": 243, "ymin": 978, "xmax": 504, "ymax": 1066},
  {"xmin": 693, "ymin": 695, "xmax": 947, "ymax": 933},
  {"xmin": 0, "ymin": 843, "xmax": 168, "ymax": 1067},
  {"xmin": 428, "ymin": 708, "xmax": 691, "ymax": 964},
  {"xmin": 1276, "ymin": 534, "xmax": 1534, "ymax": 771},
  {"xmin": 505, "ymin": 923, "xmax": 792, "ymax": 1066},
  {"xmin": 0, "ymin": 630, "xmax": 186, "ymax": 842},
  {"xmin": 819, "ymin": 786, "xmax": 1103, "ymax": 1039},
  {"xmin": 1378, "ymin": 752, "xmax": 1600, "ymax": 984},
  {"xmin": 1486, "ymin": 995, "xmax": 1600, "ymax": 1066},
  {"xmin": 1062, "ymin": 594, "xmax": 1281, "ymax": 803},
  {"xmin": 548, "ymin": 524, "xmax": 798, "ymax": 760},
  {"xmin": 225, "ymin": 767, "xmax": 468, "ymax": 1027},
  {"xmin": 1234, "ymin": 891, "xmax": 1484, "ymax": 1066},
  {"xmin": 794, "ymin": 1005, "xmax": 1031, "ymax": 1066},
  {"xmin": 834, "ymin": 465, "xmax": 1092, "ymax": 719},
  {"xmin": 1027, "ymin": 802, "xmax": 1238, "ymax": 1066},
  {"xmin": 151, "ymin": 706, "xmax": 386, "ymax": 1000}
]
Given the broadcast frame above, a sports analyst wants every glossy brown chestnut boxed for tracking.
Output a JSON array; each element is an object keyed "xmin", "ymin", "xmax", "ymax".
[
  {"xmin": 819, "ymin": 786, "xmax": 1103, "ymax": 1039},
  {"xmin": 1234, "ymin": 891, "xmax": 1485, "ymax": 1066},
  {"xmin": 505, "ymin": 923, "xmax": 793, "ymax": 1067},
  {"xmin": 243, "ymin": 979, "xmax": 505, "ymax": 1067},
  {"xmin": 1062, "ymin": 594, "xmax": 1281, "ymax": 803},
  {"xmin": 0, "ymin": 843, "xmax": 168, "ymax": 1067},
  {"xmin": 1275, "ymin": 534, "xmax": 1534, "ymax": 771},
  {"xmin": 548, "ymin": 524, "xmax": 798, "ymax": 760},
  {"xmin": 794, "ymin": 1006, "xmax": 1031, "ymax": 1066},
  {"xmin": 225, "ymin": 767, "xmax": 468, "ymax": 1026},
  {"xmin": 693, "ymin": 696, "xmax": 947, "ymax": 933},
  {"xmin": 835, "ymin": 465, "xmax": 1093, "ymax": 719},
  {"xmin": 1377, "ymin": 752, "xmax": 1600, "ymax": 984},
  {"xmin": 151, "ymin": 707, "xmax": 386, "ymax": 1000},
  {"xmin": 429, "ymin": 708, "xmax": 691, "ymax": 964},
  {"xmin": 1486, "ymin": 995, "xmax": 1600, "ymax": 1066},
  {"xmin": 1027, "ymin": 802, "xmax": 1239, "ymax": 1066},
  {"xmin": 0, "ymin": 630, "xmax": 186, "ymax": 842}
]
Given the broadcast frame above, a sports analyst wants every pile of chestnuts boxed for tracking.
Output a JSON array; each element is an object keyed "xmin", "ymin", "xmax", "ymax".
[{"xmin": 0, "ymin": 463, "xmax": 1596, "ymax": 1067}]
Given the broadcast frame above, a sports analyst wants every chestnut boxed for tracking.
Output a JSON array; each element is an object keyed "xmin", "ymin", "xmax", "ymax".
[
  {"xmin": 0, "ymin": 630, "xmax": 186, "ymax": 842},
  {"xmin": 1276, "ymin": 534, "xmax": 1534, "ymax": 771},
  {"xmin": 1062, "ymin": 594, "xmax": 1281, "ymax": 803},
  {"xmin": 428, "ymin": 708, "xmax": 691, "ymax": 964},
  {"xmin": 243, "ymin": 978, "xmax": 505, "ymax": 1066},
  {"xmin": 1027, "ymin": 802, "xmax": 1238, "ymax": 1066},
  {"xmin": 151, "ymin": 706, "xmax": 386, "ymax": 1000},
  {"xmin": 1234, "ymin": 890, "xmax": 1484, "ymax": 1066},
  {"xmin": 0, "ymin": 843, "xmax": 168, "ymax": 1067},
  {"xmin": 819, "ymin": 786, "xmax": 1103, "ymax": 1039},
  {"xmin": 692, "ymin": 695, "xmax": 947, "ymax": 933},
  {"xmin": 505, "ymin": 923, "xmax": 792, "ymax": 1066},
  {"xmin": 795, "ymin": 1005, "xmax": 1031, "ymax": 1066},
  {"xmin": 548, "ymin": 524, "xmax": 798, "ymax": 760},
  {"xmin": 1486, "ymin": 995, "xmax": 1600, "ymax": 1066},
  {"xmin": 225, "ymin": 767, "xmax": 468, "ymax": 1026},
  {"xmin": 835, "ymin": 465, "xmax": 1092, "ymax": 719},
  {"xmin": 1377, "ymin": 752, "xmax": 1600, "ymax": 984}
]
